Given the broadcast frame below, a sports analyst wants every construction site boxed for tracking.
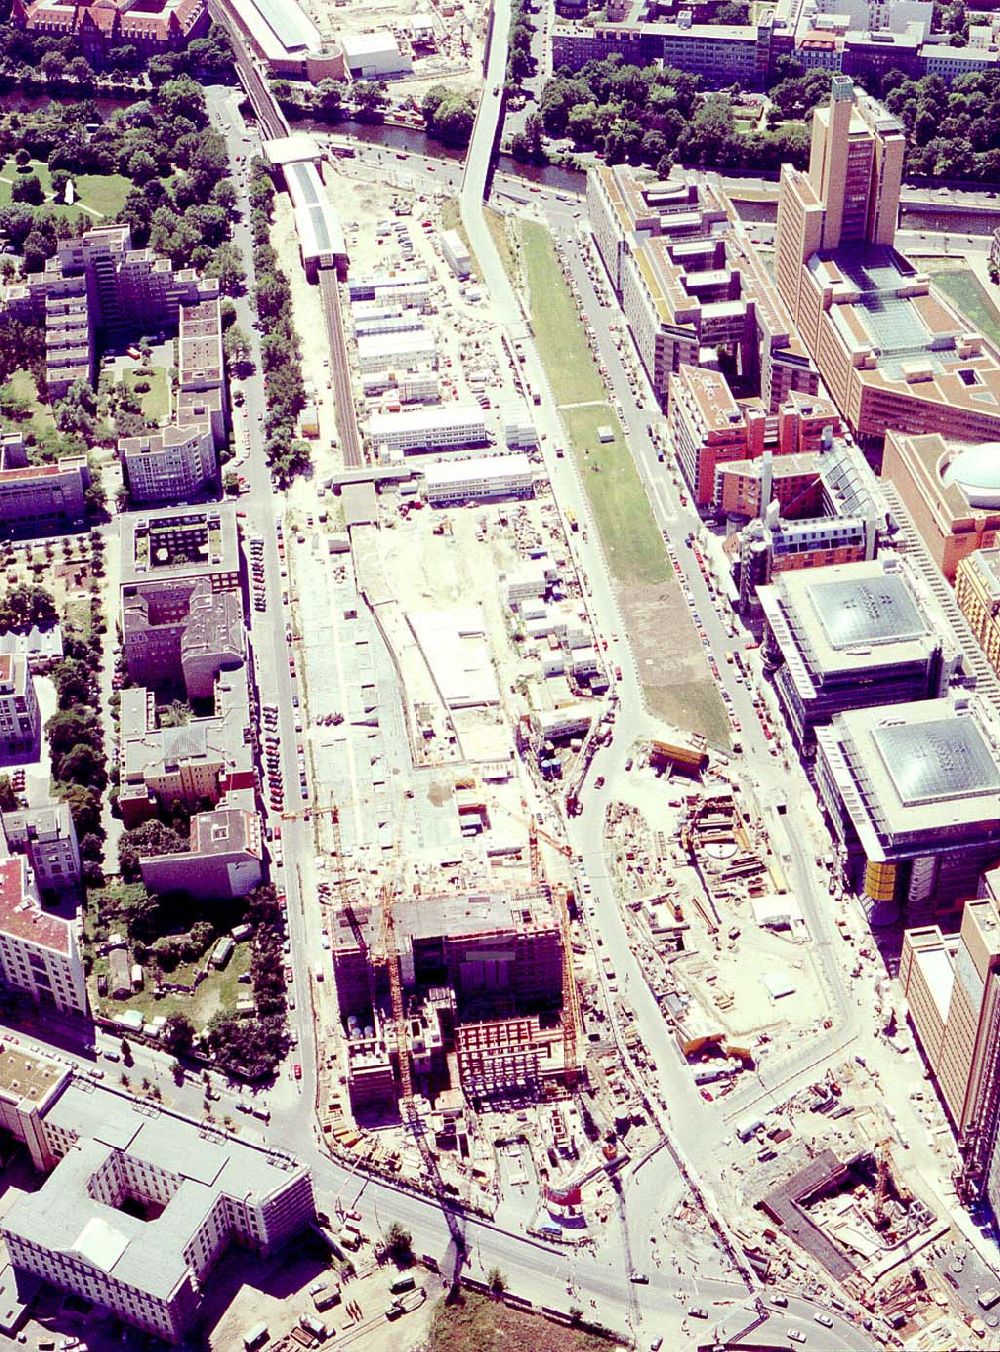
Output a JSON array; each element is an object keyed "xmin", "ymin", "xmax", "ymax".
[{"xmin": 596, "ymin": 743, "xmax": 830, "ymax": 1104}]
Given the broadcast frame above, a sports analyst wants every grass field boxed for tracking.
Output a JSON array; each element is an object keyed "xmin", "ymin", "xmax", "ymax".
[
  {"xmin": 91, "ymin": 941, "xmax": 253, "ymax": 1028},
  {"xmin": 560, "ymin": 404, "xmax": 669, "ymax": 587},
  {"xmin": 0, "ymin": 159, "xmax": 130, "ymax": 219},
  {"xmin": 2, "ymin": 368, "xmax": 56, "ymax": 440},
  {"xmin": 427, "ymin": 1293, "xmax": 611, "ymax": 1352},
  {"xmin": 485, "ymin": 205, "xmax": 518, "ymax": 284},
  {"xmin": 124, "ymin": 365, "xmax": 171, "ymax": 422},
  {"xmin": 518, "ymin": 220, "xmax": 606, "ymax": 406},
  {"xmin": 928, "ymin": 267, "xmax": 1000, "ymax": 353}
]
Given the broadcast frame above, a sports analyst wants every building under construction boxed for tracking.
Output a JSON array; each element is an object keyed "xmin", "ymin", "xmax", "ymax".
[{"xmin": 331, "ymin": 887, "xmax": 571, "ymax": 1114}]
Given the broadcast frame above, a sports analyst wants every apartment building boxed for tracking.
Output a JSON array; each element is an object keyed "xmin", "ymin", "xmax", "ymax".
[
  {"xmin": 12, "ymin": 0, "xmax": 209, "ymax": 62},
  {"xmin": 122, "ymin": 578, "xmax": 243, "ymax": 698},
  {"xmin": 0, "ymin": 654, "xmax": 40, "ymax": 765},
  {"xmin": 0, "ymin": 1038, "xmax": 70, "ymax": 1172},
  {"xmin": 882, "ymin": 433, "xmax": 1000, "ymax": 583},
  {"xmin": 1, "ymin": 1077, "xmax": 314, "ymax": 1343},
  {"xmin": 956, "ymin": 549, "xmax": 1000, "ymax": 679},
  {"xmin": 0, "ymin": 434, "xmax": 89, "ymax": 538},
  {"xmin": 815, "ymin": 693, "xmax": 1000, "ymax": 926},
  {"xmin": 667, "ymin": 366, "xmax": 839, "ymax": 508},
  {"xmin": 901, "ymin": 885, "xmax": 1000, "ymax": 1207},
  {"xmin": 775, "ymin": 77, "xmax": 1000, "ymax": 453},
  {"xmin": 758, "ymin": 556, "xmax": 957, "ymax": 750},
  {"xmin": 1, "ymin": 803, "xmax": 81, "ymax": 895},
  {"xmin": 139, "ymin": 807, "xmax": 263, "ymax": 900},
  {"xmin": 118, "ymin": 669, "xmax": 254, "ymax": 828},
  {"xmin": 0, "ymin": 856, "xmax": 86, "ymax": 1016},
  {"xmin": 119, "ymin": 416, "xmax": 218, "ymax": 505}
]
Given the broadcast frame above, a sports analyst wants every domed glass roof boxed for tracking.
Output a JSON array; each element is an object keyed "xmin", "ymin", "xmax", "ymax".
[{"xmin": 943, "ymin": 444, "xmax": 1000, "ymax": 508}]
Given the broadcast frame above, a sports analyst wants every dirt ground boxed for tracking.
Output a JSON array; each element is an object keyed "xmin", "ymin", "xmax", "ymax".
[
  {"xmin": 619, "ymin": 580, "xmax": 730, "ymax": 751},
  {"xmin": 425, "ymin": 1292, "xmax": 614, "ymax": 1352}
]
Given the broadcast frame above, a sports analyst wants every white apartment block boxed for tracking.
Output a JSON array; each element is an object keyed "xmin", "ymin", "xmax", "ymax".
[
  {"xmin": 1, "ymin": 802, "xmax": 81, "ymax": 894},
  {"xmin": 0, "ymin": 654, "xmax": 40, "ymax": 762},
  {"xmin": 0, "ymin": 857, "xmax": 86, "ymax": 1015}
]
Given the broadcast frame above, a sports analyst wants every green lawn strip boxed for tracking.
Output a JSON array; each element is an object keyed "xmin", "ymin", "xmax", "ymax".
[
  {"xmin": 928, "ymin": 267, "xmax": 1000, "ymax": 353},
  {"xmin": 124, "ymin": 364, "xmax": 171, "ymax": 421},
  {"xmin": 559, "ymin": 404, "xmax": 669, "ymax": 588},
  {"xmin": 484, "ymin": 204, "xmax": 518, "ymax": 283},
  {"xmin": 518, "ymin": 219, "xmax": 606, "ymax": 406}
]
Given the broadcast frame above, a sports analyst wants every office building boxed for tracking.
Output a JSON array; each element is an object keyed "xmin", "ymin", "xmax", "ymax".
[
  {"xmin": 367, "ymin": 405, "xmax": 489, "ymax": 455},
  {"xmin": 668, "ymin": 366, "xmax": 839, "ymax": 508},
  {"xmin": 957, "ymin": 549, "xmax": 1000, "ymax": 679},
  {"xmin": 775, "ymin": 77, "xmax": 1000, "ymax": 453},
  {"xmin": 589, "ymin": 164, "xmax": 819, "ymax": 415},
  {"xmin": 1, "ymin": 1076, "xmax": 314, "ymax": 1343},
  {"xmin": 815, "ymin": 694, "xmax": 1000, "ymax": 926},
  {"xmin": 0, "ymin": 434, "xmax": 89, "ymax": 537},
  {"xmin": 138, "ymin": 807, "xmax": 263, "ymax": 900},
  {"xmin": 1, "ymin": 803, "xmax": 81, "ymax": 895},
  {"xmin": 118, "ymin": 669, "xmax": 254, "ymax": 827},
  {"xmin": 0, "ymin": 654, "xmax": 40, "ymax": 764},
  {"xmin": 882, "ymin": 433, "xmax": 1000, "ymax": 583},
  {"xmin": 424, "ymin": 454, "xmax": 534, "ymax": 506},
  {"xmin": 0, "ymin": 856, "xmax": 86, "ymax": 1015},
  {"xmin": 900, "ymin": 886, "xmax": 1000, "ymax": 1207},
  {"xmin": 758, "ymin": 556, "xmax": 958, "ymax": 750}
]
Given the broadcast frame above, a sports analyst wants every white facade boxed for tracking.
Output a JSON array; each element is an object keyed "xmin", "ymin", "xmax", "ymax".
[
  {"xmin": 0, "ymin": 653, "xmax": 39, "ymax": 761},
  {"xmin": 368, "ymin": 404, "xmax": 489, "ymax": 454},
  {"xmin": 0, "ymin": 858, "xmax": 86, "ymax": 1015},
  {"xmin": 356, "ymin": 329, "xmax": 437, "ymax": 374},
  {"xmin": 120, "ymin": 423, "xmax": 217, "ymax": 504},
  {"xmin": 441, "ymin": 228, "xmax": 472, "ymax": 279},
  {"xmin": 342, "ymin": 31, "xmax": 412, "ymax": 77},
  {"xmin": 424, "ymin": 453, "xmax": 534, "ymax": 504}
]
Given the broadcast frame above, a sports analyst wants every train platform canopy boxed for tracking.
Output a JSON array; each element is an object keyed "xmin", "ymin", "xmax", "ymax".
[{"xmin": 264, "ymin": 134, "xmax": 323, "ymax": 167}]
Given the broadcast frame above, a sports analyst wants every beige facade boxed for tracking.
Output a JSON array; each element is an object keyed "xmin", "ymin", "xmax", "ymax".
[
  {"xmin": 956, "ymin": 549, "xmax": 1000, "ymax": 677},
  {"xmin": 901, "ymin": 888, "xmax": 1000, "ymax": 1203}
]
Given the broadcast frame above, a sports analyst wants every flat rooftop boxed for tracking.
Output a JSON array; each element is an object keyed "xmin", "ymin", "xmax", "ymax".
[
  {"xmin": 820, "ymin": 695, "xmax": 1000, "ymax": 848},
  {"xmin": 810, "ymin": 573, "xmax": 926, "ymax": 650},
  {"xmin": 0, "ymin": 1039, "xmax": 69, "ymax": 1109},
  {"xmin": 0, "ymin": 858, "xmax": 71, "ymax": 956}
]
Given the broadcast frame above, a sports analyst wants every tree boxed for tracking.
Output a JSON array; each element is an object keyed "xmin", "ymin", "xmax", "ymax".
[
  {"xmin": 120, "ymin": 1039, "xmax": 133, "ymax": 1065},
  {"xmin": 12, "ymin": 173, "xmax": 44, "ymax": 205},
  {"xmin": 54, "ymin": 741, "xmax": 106, "ymax": 789},
  {"xmin": 354, "ymin": 81, "xmax": 389, "ymax": 119},
  {"xmin": 487, "ymin": 1267, "xmax": 507, "ymax": 1294},
  {"xmin": 385, "ymin": 1222, "xmax": 413, "ymax": 1262},
  {"xmin": 119, "ymin": 819, "xmax": 188, "ymax": 880},
  {"xmin": 223, "ymin": 325, "xmax": 252, "ymax": 375},
  {"xmin": 161, "ymin": 1012, "xmax": 196, "ymax": 1056}
]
